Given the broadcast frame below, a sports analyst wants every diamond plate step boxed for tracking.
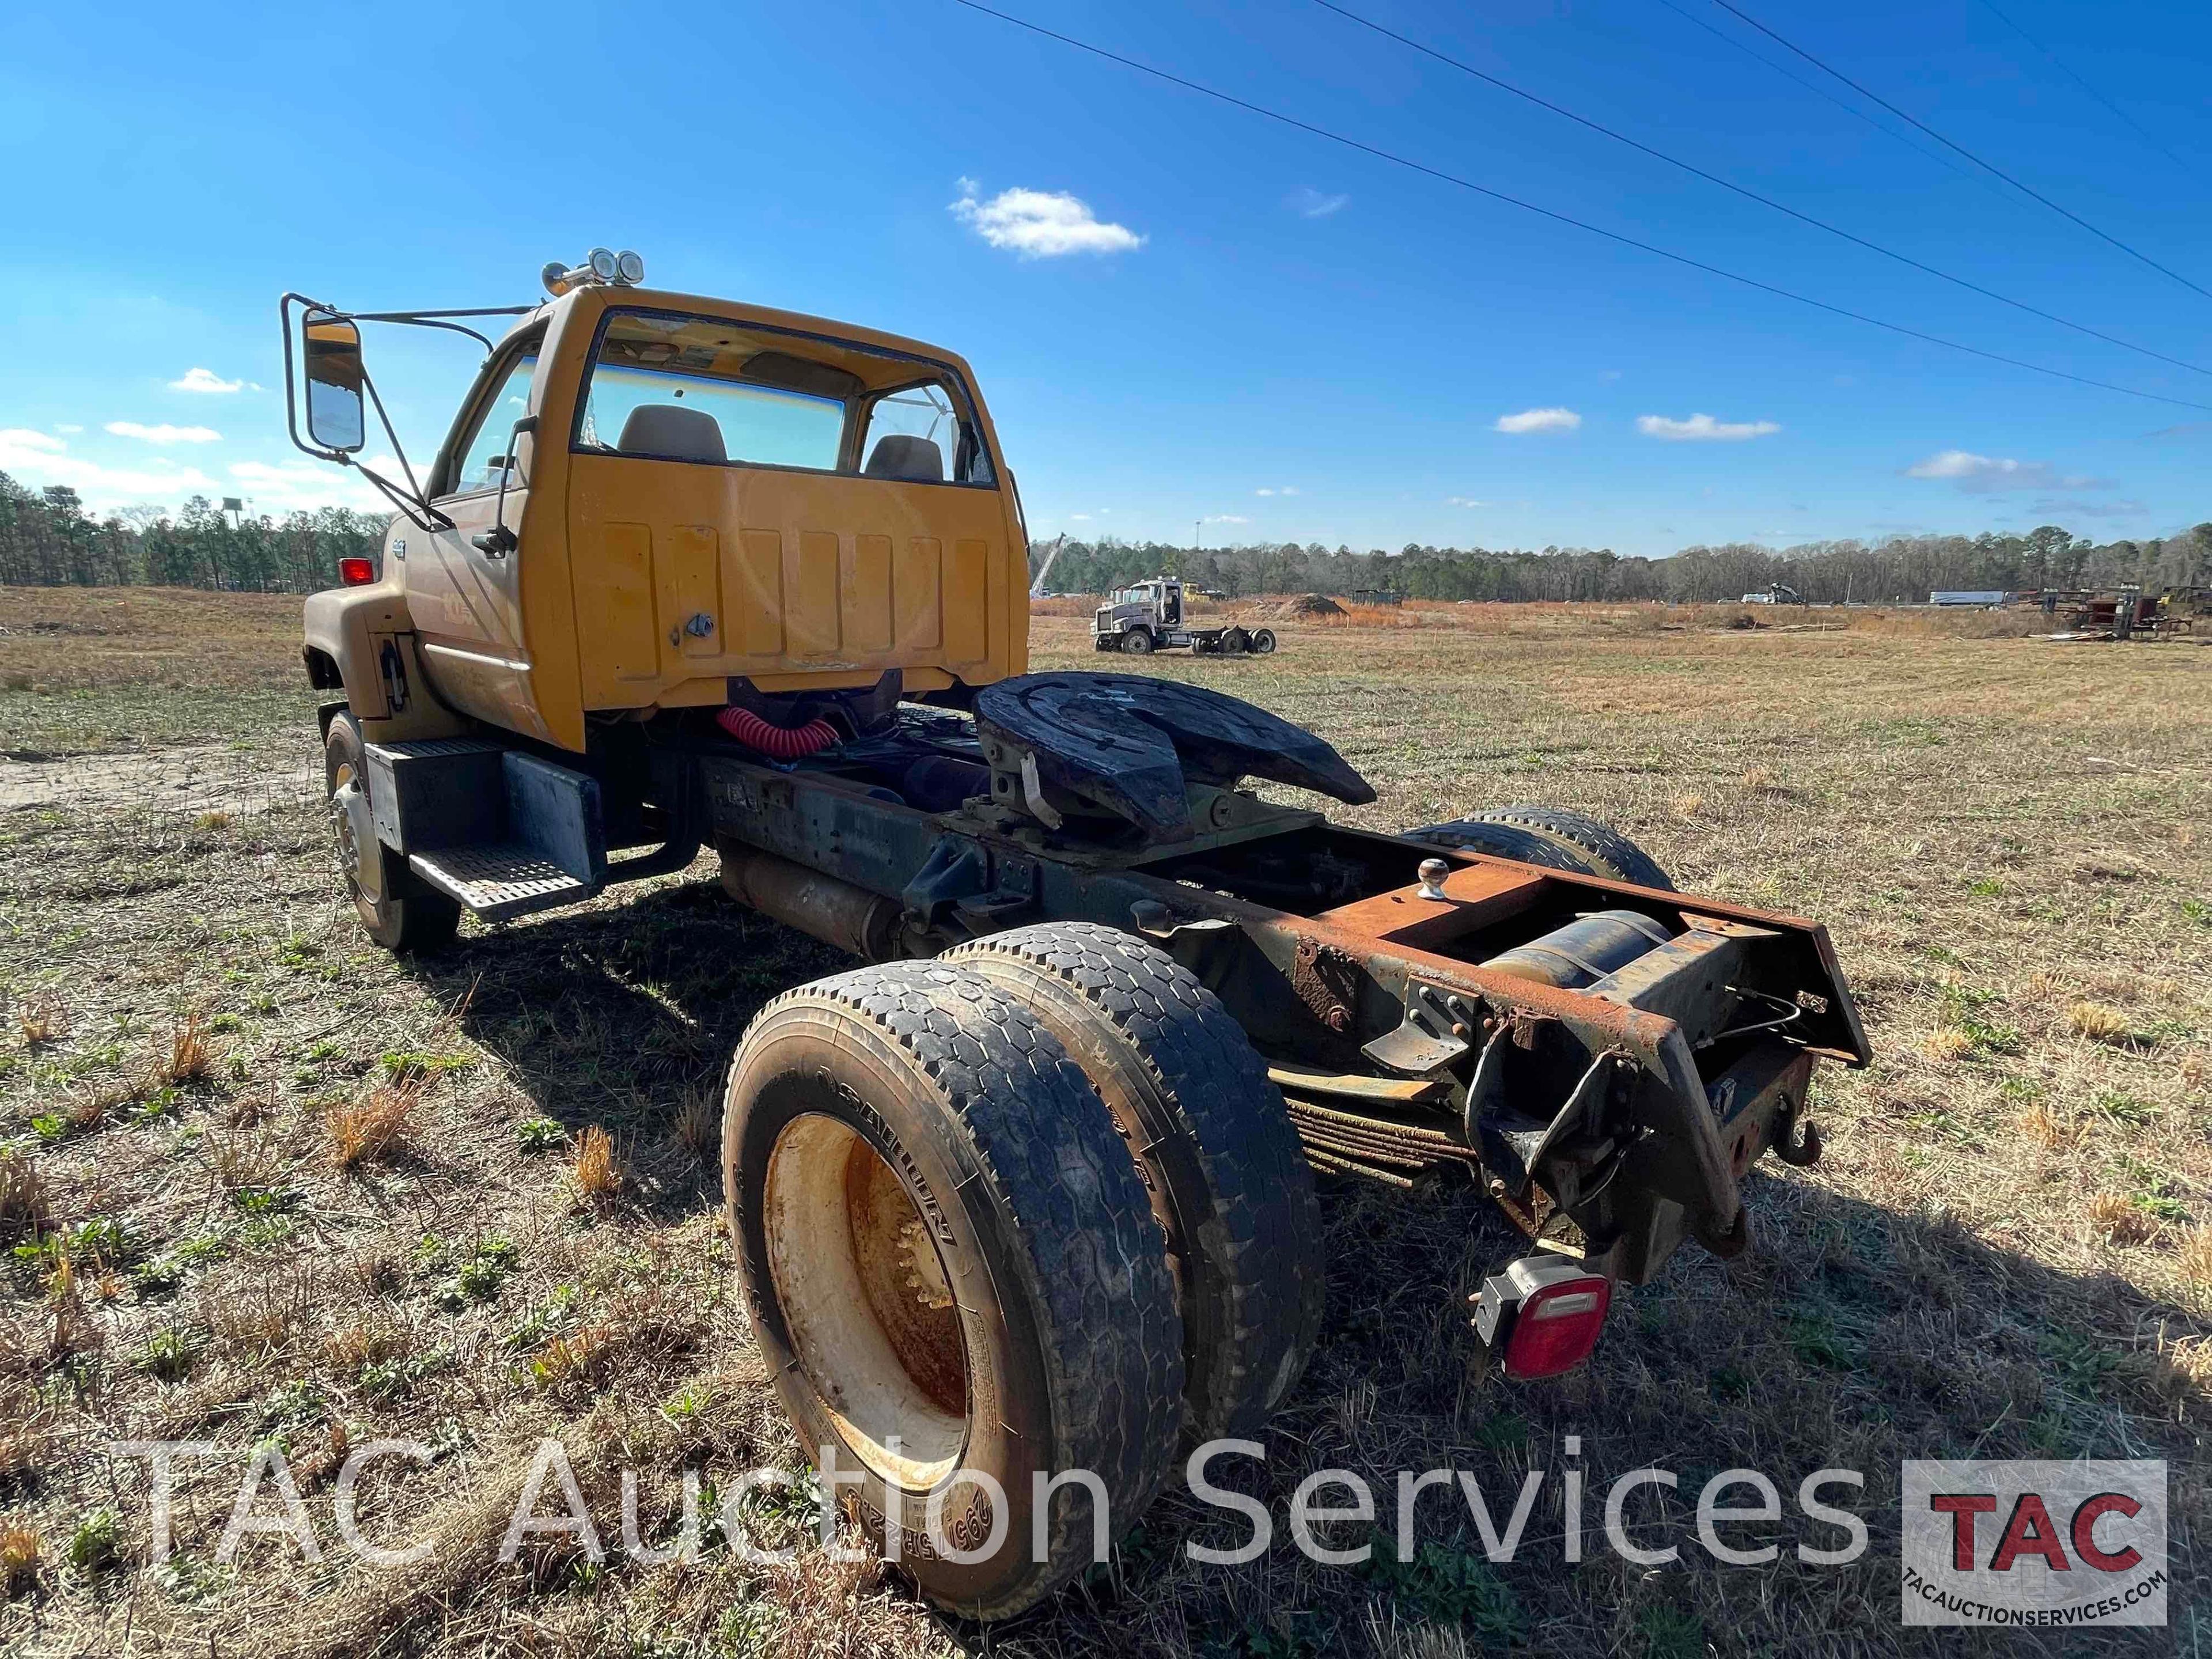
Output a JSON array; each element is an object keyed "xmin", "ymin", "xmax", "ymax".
[{"xmin": 410, "ymin": 843, "xmax": 597, "ymax": 922}]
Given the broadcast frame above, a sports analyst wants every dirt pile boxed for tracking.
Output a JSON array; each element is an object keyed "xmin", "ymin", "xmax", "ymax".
[{"xmin": 1259, "ymin": 592, "xmax": 1346, "ymax": 620}]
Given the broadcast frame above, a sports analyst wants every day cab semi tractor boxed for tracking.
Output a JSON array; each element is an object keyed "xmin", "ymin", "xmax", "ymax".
[{"xmin": 284, "ymin": 249, "xmax": 1867, "ymax": 1619}]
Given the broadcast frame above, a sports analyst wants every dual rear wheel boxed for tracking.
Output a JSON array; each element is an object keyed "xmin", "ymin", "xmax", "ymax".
[{"xmin": 721, "ymin": 926, "xmax": 1321, "ymax": 1618}]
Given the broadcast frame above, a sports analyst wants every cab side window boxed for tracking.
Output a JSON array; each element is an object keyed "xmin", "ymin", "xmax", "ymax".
[{"xmin": 446, "ymin": 353, "xmax": 539, "ymax": 497}]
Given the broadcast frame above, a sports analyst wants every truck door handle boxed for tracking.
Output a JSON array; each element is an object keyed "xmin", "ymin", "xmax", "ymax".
[{"xmin": 472, "ymin": 526, "xmax": 517, "ymax": 556}]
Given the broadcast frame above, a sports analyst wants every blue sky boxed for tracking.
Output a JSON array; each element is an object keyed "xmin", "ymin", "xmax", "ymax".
[{"xmin": 2, "ymin": 0, "xmax": 2206, "ymax": 556}]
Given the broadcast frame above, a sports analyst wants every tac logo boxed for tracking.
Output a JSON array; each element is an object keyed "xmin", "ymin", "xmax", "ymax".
[{"xmin": 1901, "ymin": 1460, "xmax": 2168, "ymax": 1627}]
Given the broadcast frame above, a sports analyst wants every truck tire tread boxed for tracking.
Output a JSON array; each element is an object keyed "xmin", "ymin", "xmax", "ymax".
[{"xmin": 946, "ymin": 923, "xmax": 1323, "ymax": 1438}]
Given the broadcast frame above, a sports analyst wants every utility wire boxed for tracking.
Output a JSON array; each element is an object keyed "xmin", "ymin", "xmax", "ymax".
[
  {"xmin": 1314, "ymin": 0, "xmax": 2212, "ymax": 380},
  {"xmin": 1646, "ymin": 0, "xmax": 2006, "ymax": 202},
  {"xmin": 946, "ymin": 0, "xmax": 2212, "ymax": 413},
  {"xmin": 1972, "ymin": 0, "xmax": 2195, "ymax": 181},
  {"xmin": 1709, "ymin": 0, "xmax": 2212, "ymax": 302}
]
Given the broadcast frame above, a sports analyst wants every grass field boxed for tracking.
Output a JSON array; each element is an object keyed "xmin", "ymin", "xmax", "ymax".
[{"xmin": 0, "ymin": 587, "xmax": 2206, "ymax": 1657}]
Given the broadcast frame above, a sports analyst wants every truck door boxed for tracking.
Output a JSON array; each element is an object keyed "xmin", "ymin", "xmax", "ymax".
[{"xmin": 406, "ymin": 340, "xmax": 553, "ymax": 740}]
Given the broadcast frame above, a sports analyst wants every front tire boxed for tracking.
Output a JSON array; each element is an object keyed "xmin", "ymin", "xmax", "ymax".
[
  {"xmin": 945, "ymin": 923, "xmax": 1324, "ymax": 1441},
  {"xmin": 323, "ymin": 713, "xmax": 460, "ymax": 953},
  {"xmin": 722, "ymin": 961, "xmax": 1185, "ymax": 1620},
  {"xmin": 1119, "ymin": 627, "xmax": 1155, "ymax": 655}
]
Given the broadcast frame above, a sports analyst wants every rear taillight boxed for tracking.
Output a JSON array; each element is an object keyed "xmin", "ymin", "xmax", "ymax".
[
  {"xmin": 339, "ymin": 556, "xmax": 376, "ymax": 586},
  {"xmin": 1471, "ymin": 1255, "xmax": 1612, "ymax": 1381}
]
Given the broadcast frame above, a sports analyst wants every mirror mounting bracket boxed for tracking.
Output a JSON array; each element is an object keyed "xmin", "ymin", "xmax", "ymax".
[{"xmin": 278, "ymin": 292, "xmax": 531, "ymax": 536}]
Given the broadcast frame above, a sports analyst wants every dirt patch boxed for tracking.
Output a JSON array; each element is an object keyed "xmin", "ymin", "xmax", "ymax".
[{"xmin": 0, "ymin": 741, "xmax": 319, "ymax": 813}]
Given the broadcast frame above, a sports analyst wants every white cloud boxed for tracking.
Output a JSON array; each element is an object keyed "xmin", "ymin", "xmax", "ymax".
[
  {"xmin": 1290, "ymin": 188, "xmax": 1349, "ymax": 218},
  {"xmin": 1902, "ymin": 450, "xmax": 2110, "ymax": 494},
  {"xmin": 227, "ymin": 458, "xmax": 396, "ymax": 514},
  {"xmin": 1637, "ymin": 412, "xmax": 1781, "ymax": 441},
  {"xmin": 55, "ymin": 423, "xmax": 83, "ymax": 434},
  {"xmin": 1494, "ymin": 407, "xmax": 1581, "ymax": 434},
  {"xmin": 0, "ymin": 427, "xmax": 389, "ymax": 516},
  {"xmin": 1068, "ymin": 513, "xmax": 1092, "ymax": 522},
  {"xmin": 0, "ymin": 427, "xmax": 217, "ymax": 504},
  {"xmin": 1253, "ymin": 486, "xmax": 1301, "ymax": 497},
  {"xmin": 169, "ymin": 367, "xmax": 252, "ymax": 394},
  {"xmin": 107, "ymin": 421, "xmax": 222, "ymax": 444},
  {"xmin": 1446, "ymin": 496, "xmax": 1487, "ymax": 507},
  {"xmin": 950, "ymin": 180, "xmax": 1143, "ymax": 257},
  {"xmin": 1204, "ymin": 513, "xmax": 1250, "ymax": 525}
]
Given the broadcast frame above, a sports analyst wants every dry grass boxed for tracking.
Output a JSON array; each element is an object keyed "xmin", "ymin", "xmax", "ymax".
[
  {"xmin": 2180, "ymin": 1226, "xmax": 2212, "ymax": 1294},
  {"xmin": 0, "ymin": 1520, "xmax": 40, "ymax": 1599},
  {"xmin": 2067, "ymin": 999, "xmax": 2133, "ymax": 1042},
  {"xmin": 672, "ymin": 1084, "xmax": 719, "ymax": 1163},
  {"xmin": 327, "ymin": 1083, "xmax": 420, "ymax": 1170},
  {"xmin": 0, "ymin": 590, "xmax": 2206, "ymax": 1657},
  {"xmin": 156, "ymin": 1012, "xmax": 215, "ymax": 1086},
  {"xmin": 571, "ymin": 1124, "xmax": 623, "ymax": 1204},
  {"xmin": 0, "ymin": 1149, "xmax": 49, "ymax": 1240},
  {"xmin": 14, "ymin": 993, "xmax": 67, "ymax": 1048}
]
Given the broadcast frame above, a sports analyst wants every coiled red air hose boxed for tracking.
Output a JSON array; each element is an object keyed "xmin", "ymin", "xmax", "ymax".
[{"xmin": 716, "ymin": 706, "xmax": 839, "ymax": 759}]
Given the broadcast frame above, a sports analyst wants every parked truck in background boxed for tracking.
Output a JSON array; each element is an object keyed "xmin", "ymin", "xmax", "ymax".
[{"xmin": 1092, "ymin": 576, "xmax": 1276, "ymax": 655}]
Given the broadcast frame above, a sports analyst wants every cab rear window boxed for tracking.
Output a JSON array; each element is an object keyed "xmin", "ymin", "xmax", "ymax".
[{"xmin": 572, "ymin": 309, "xmax": 996, "ymax": 485}]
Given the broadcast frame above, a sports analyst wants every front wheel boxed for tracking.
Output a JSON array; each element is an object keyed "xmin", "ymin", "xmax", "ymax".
[
  {"xmin": 723, "ymin": 961, "xmax": 1185, "ymax": 1620},
  {"xmin": 1119, "ymin": 628, "xmax": 1155, "ymax": 655},
  {"xmin": 323, "ymin": 713, "xmax": 460, "ymax": 952}
]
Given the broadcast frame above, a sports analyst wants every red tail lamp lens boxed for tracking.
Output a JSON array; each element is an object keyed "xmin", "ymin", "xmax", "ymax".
[
  {"xmin": 338, "ymin": 556, "xmax": 376, "ymax": 586},
  {"xmin": 1502, "ymin": 1272, "xmax": 1612, "ymax": 1381}
]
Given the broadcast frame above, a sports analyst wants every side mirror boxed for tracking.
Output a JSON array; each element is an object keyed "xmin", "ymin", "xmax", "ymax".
[{"xmin": 302, "ymin": 310, "xmax": 366, "ymax": 453}]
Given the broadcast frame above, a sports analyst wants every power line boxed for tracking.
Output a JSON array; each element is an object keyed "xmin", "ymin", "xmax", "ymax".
[
  {"xmin": 945, "ymin": 0, "xmax": 2212, "ymax": 413},
  {"xmin": 1313, "ymin": 0, "xmax": 2212, "ymax": 380},
  {"xmin": 1709, "ymin": 0, "xmax": 2212, "ymax": 302},
  {"xmin": 1646, "ymin": 0, "xmax": 2006, "ymax": 202},
  {"xmin": 1972, "ymin": 0, "xmax": 2195, "ymax": 181}
]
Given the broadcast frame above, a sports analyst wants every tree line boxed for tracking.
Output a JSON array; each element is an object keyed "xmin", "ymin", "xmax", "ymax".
[
  {"xmin": 0, "ymin": 475, "xmax": 384, "ymax": 593},
  {"xmin": 5, "ymin": 468, "xmax": 2206, "ymax": 604},
  {"xmin": 1036, "ymin": 524, "xmax": 2212, "ymax": 605}
]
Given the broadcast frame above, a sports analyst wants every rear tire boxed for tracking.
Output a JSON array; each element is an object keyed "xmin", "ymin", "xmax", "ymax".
[
  {"xmin": 722, "ymin": 961, "xmax": 1184, "ymax": 1620},
  {"xmin": 1408, "ymin": 805, "xmax": 1675, "ymax": 890},
  {"xmin": 1119, "ymin": 628, "xmax": 1155, "ymax": 655},
  {"xmin": 1221, "ymin": 627, "xmax": 1249, "ymax": 656},
  {"xmin": 323, "ymin": 712, "xmax": 461, "ymax": 953},
  {"xmin": 1250, "ymin": 628, "xmax": 1277, "ymax": 654},
  {"xmin": 946, "ymin": 923, "xmax": 1324, "ymax": 1441}
]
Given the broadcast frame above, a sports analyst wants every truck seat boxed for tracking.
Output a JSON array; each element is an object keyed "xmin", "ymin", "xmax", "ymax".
[
  {"xmin": 617, "ymin": 404, "xmax": 727, "ymax": 463},
  {"xmin": 862, "ymin": 433, "xmax": 944, "ymax": 481}
]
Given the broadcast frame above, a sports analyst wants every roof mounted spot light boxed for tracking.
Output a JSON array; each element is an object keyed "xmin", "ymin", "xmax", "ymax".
[{"xmin": 541, "ymin": 247, "xmax": 647, "ymax": 297}]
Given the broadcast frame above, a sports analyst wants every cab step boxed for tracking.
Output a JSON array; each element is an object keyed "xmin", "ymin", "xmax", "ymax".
[
  {"xmin": 410, "ymin": 844, "xmax": 596, "ymax": 922},
  {"xmin": 365, "ymin": 739, "xmax": 607, "ymax": 922}
]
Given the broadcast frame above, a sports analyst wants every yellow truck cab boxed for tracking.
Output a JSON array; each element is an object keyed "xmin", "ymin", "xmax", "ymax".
[{"xmin": 298, "ymin": 259, "xmax": 1028, "ymax": 757}]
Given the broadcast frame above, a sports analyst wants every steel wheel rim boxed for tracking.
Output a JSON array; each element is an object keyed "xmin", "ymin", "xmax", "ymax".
[{"xmin": 763, "ymin": 1113, "xmax": 968, "ymax": 1488}]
